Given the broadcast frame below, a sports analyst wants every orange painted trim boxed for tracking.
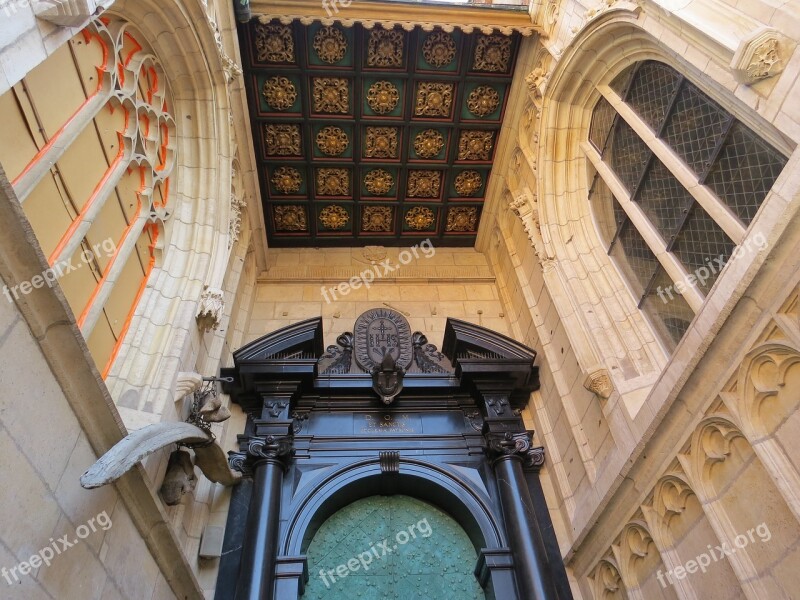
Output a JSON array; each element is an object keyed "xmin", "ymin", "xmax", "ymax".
[
  {"xmin": 101, "ymin": 222, "xmax": 159, "ymax": 379},
  {"xmin": 47, "ymin": 109, "xmax": 129, "ymax": 266},
  {"xmin": 11, "ymin": 28, "xmax": 110, "ymax": 188},
  {"xmin": 117, "ymin": 31, "xmax": 143, "ymax": 88},
  {"xmin": 76, "ymin": 165, "xmax": 146, "ymax": 328}
]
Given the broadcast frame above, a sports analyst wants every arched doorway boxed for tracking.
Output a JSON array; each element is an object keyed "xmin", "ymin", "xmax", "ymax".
[{"xmin": 303, "ymin": 495, "xmax": 486, "ymax": 599}]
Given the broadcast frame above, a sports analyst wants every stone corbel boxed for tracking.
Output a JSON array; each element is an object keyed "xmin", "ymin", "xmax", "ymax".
[
  {"xmin": 197, "ymin": 286, "xmax": 225, "ymax": 333},
  {"xmin": 584, "ymin": 366, "xmax": 614, "ymax": 400},
  {"xmin": 730, "ymin": 27, "xmax": 794, "ymax": 84},
  {"xmin": 32, "ymin": 0, "xmax": 113, "ymax": 27},
  {"xmin": 174, "ymin": 371, "xmax": 203, "ymax": 403}
]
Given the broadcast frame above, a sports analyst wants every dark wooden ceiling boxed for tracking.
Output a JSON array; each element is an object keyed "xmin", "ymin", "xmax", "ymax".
[{"xmin": 238, "ymin": 19, "xmax": 519, "ymax": 247}]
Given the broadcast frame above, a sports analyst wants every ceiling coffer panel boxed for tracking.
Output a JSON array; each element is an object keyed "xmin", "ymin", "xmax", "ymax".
[{"xmin": 239, "ymin": 19, "xmax": 519, "ymax": 247}]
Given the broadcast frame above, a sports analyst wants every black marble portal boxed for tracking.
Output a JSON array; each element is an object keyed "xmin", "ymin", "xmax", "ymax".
[{"xmin": 215, "ymin": 313, "xmax": 572, "ymax": 600}]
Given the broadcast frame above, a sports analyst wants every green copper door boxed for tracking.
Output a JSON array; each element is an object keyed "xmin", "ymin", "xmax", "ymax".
[{"xmin": 303, "ymin": 495, "xmax": 487, "ymax": 599}]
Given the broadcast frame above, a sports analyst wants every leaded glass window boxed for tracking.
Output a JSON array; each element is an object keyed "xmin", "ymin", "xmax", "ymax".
[{"xmin": 588, "ymin": 60, "xmax": 787, "ymax": 351}]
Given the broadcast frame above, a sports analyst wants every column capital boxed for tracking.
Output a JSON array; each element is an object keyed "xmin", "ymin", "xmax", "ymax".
[
  {"xmin": 229, "ymin": 434, "xmax": 295, "ymax": 475},
  {"xmin": 485, "ymin": 430, "xmax": 545, "ymax": 470}
]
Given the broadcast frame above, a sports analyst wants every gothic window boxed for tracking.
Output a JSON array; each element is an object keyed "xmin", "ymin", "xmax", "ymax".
[
  {"xmin": 587, "ymin": 61, "xmax": 787, "ymax": 350},
  {"xmin": 0, "ymin": 18, "xmax": 176, "ymax": 376}
]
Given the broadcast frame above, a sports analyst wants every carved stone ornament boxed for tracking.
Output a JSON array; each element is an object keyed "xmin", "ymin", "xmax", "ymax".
[
  {"xmin": 584, "ymin": 367, "xmax": 614, "ymax": 399},
  {"xmin": 271, "ymin": 166, "xmax": 302, "ymax": 194},
  {"xmin": 316, "ymin": 126, "xmax": 349, "ymax": 156},
  {"xmin": 313, "ymin": 25, "xmax": 347, "ymax": 64},
  {"xmin": 264, "ymin": 124, "xmax": 301, "ymax": 156},
  {"xmin": 262, "ymin": 76, "xmax": 297, "ymax": 111},
  {"xmin": 365, "ymin": 127, "xmax": 399, "ymax": 158},
  {"xmin": 412, "ymin": 332, "xmax": 448, "ymax": 373},
  {"xmin": 415, "ymin": 82, "xmax": 454, "ymax": 117},
  {"xmin": 312, "ymin": 77, "xmax": 349, "ymax": 114},
  {"xmin": 255, "ymin": 24, "xmax": 295, "ymax": 63},
  {"xmin": 454, "ymin": 170, "xmax": 483, "ymax": 196},
  {"xmin": 196, "ymin": 286, "xmax": 224, "ymax": 332},
  {"xmin": 730, "ymin": 27, "xmax": 792, "ymax": 84},
  {"xmin": 366, "ymin": 81, "xmax": 400, "ymax": 114},
  {"xmin": 247, "ymin": 435, "xmax": 295, "ymax": 463},
  {"xmin": 174, "ymin": 372, "xmax": 203, "ymax": 403},
  {"xmin": 405, "ymin": 206, "xmax": 435, "ymax": 231},
  {"xmin": 422, "ymin": 31, "xmax": 457, "ymax": 67},
  {"xmin": 407, "ymin": 170, "xmax": 441, "ymax": 198},
  {"xmin": 458, "ymin": 131, "xmax": 494, "ymax": 161},
  {"xmin": 363, "ymin": 246, "xmax": 387, "ymax": 262},
  {"xmin": 466, "ymin": 85, "xmax": 500, "ymax": 117},
  {"xmin": 362, "ymin": 206, "xmax": 393, "ymax": 232},
  {"xmin": 316, "ymin": 168, "xmax": 350, "ymax": 196},
  {"xmin": 319, "ymin": 205, "xmax": 350, "ymax": 230},
  {"xmin": 364, "ymin": 169, "xmax": 394, "ymax": 195},
  {"xmin": 367, "ymin": 28, "xmax": 405, "ymax": 68},
  {"xmin": 273, "ymin": 205, "xmax": 307, "ymax": 231},
  {"xmin": 228, "ymin": 194, "xmax": 247, "ymax": 248},
  {"xmin": 414, "ymin": 129, "xmax": 445, "ymax": 158},
  {"xmin": 354, "ymin": 308, "xmax": 413, "ymax": 405},
  {"xmin": 473, "ymin": 34, "xmax": 512, "ymax": 72},
  {"xmin": 320, "ymin": 331, "xmax": 354, "ymax": 374},
  {"xmin": 446, "ymin": 206, "xmax": 479, "ymax": 232}
]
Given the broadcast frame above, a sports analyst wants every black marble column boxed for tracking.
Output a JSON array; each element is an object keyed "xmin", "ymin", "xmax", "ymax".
[
  {"xmin": 487, "ymin": 430, "xmax": 556, "ymax": 600},
  {"xmin": 232, "ymin": 435, "xmax": 293, "ymax": 600}
]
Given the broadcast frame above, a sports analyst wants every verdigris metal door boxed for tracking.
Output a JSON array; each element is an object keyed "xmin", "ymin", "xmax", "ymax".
[{"xmin": 303, "ymin": 495, "xmax": 487, "ymax": 599}]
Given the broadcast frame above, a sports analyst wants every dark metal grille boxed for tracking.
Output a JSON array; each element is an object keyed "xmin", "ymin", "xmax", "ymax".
[
  {"xmin": 610, "ymin": 222, "xmax": 659, "ymax": 298},
  {"xmin": 671, "ymin": 203, "xmax": 735, "ymax": 295},
  {"xmin": 705, "ymin": 121, "xmax": 788, "ymax": 225},
  {"xmin": 625, "ymin": 61, "xmax": 681, "ymax": 132},
  {"xmin": 589, "ymin": 96, "xmax": 615, "ymax": 152},
  {"xmin": 662, "ymin": 81, "xmax": 729, "ymax": 175},
  {"xmin": 634, "ymin": 158, "xmax": 694, "ymax": 242},
  {"xmin": 607, "ymin": 118, "xmax": 650, "ymax": 194},
  {"xmin": 642, "ymin": 266, "xmax": 694, "ymax": 350}
]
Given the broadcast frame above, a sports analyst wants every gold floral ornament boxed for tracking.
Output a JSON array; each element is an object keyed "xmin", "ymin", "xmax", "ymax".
[
  {"xmin": 274, "ymin": 205, "xmax": 307, "ymax": 231},
  {"xmin": 405, "ymin": 206, "xmax": 435, "ymax": 231},
  {"xmin": 367, "ymin": 28, "xmax": 404, "ymax": 68},
  {"xmin": 407, "ymin": 170, "xmax": 442, "ymax": 198},
  {"xmin": 255, "ymin": 24, "xmax": 295, "ymax": 63},
  {"xmin": 365, "ymin": 127, "xmax": 399, "ymax": 159},
  {"xmin": 446, "ymin": 206, "xmax": 478, "ymax": 232},
  {"xmin": 422, "ymin": 31, "xmax": 457, "ymax": 68},
  {"xmin": 473, "ymin": 34, "xmax": 512, "ymax": 73},
  {"xmin": 265, "ymin": 124, "xmax": 301, "ymax": 156},
  {"xmin": 316, "ymin": 168, "xmax": 350, "ymax": 196},
  {"xmin": 366, "ymin": 81, "xmax": 399, "ymax": 114},
  {"xmin": 415, "ymin": 82, "xmax": 454, "ymax": 117},
  {"xmin": 316, "ymin": 126, "xmax": 349, "ymax": 156},
  {"xmin": 313, "ymin": 78, "xmax": 349, "ymax": 114},
  {"xmin": 466, "ymin": 86, "xmax": 500, "ymax": 117},
  {"xmin": 364, "ymin": 169, "xmax": 394, "ymax": 195},
  {"xmin": 458, "ymin": 131, "xmax": 494, "ymax": 161},
  {"xmin": 362, "ymin": 206, "xmax": 393, "ymax": 232},
  {"xmin": 271, "ymin": 166, "xmax": 302, "ymax": 194},
  {"xmin": 313, "ymin": 26, "xmax": 347, "ymax": 64},
  {"xmin": 414, "ymin": 129, "xmax": 445, "ymax": 158},
  {"xmin": 262, "ymin": 76, "xmax": 297, "ymax": 111},
  {"xmin": 319, "ymin": 205, "xmax": 349, "ymax": 230},
  {"xmin": 454, "ymin": 170, "xmax": 483, "ymax": 196}
]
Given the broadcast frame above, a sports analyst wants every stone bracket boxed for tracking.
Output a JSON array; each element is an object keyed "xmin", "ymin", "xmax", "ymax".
[{"xmin": 32, "ymin": 0, "xmax": 113, "ymax": 27}]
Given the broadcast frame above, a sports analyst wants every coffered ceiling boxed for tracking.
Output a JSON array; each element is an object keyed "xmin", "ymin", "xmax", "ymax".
[{"xmin": 238, "ymin": 19, "xmax": 520, "ymax": 247}]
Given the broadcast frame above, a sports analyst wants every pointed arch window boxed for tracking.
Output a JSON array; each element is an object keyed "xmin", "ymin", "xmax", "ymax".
[{"xmin": 586, "ymin": 61, "xmax": 787, "ymax": 350}]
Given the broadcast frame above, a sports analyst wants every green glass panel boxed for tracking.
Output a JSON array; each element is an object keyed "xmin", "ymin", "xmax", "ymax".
[{"xmin": 303, "ymin": 495, "xmax": 486, "ymax": 599}]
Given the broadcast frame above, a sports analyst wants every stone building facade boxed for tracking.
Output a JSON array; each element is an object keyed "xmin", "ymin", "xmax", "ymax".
[{"xmin": 0, "ymin": 0, "xmax": 797, "ymax": 598}]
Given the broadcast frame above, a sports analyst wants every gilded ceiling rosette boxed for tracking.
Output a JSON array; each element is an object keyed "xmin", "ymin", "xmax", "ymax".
[
  {"xmin": 366, "ymin": 81, "xmax": 400, "ymax": 114},
  {"xmin": 364, "ymin": 169, "xmax": 394, "ymax": 196},
  {"xmin": 365, "ymin": 127, "xmax": 399, "ymax": 159},
  {"xmin": 313, "ymin": 26, "xmax": 347, "ymax": 64},
  {"xmin": 313, "ymin": 78, "xmax": 349, "ymax": 114},
  {"xmin": 271, "ymin": 166, "xmax": 302, "ymax": 194},
  {"xmin": 362, "ymin": 206, "xmax": 393, "ymax": 232},
  {"xmin": 414, "ymin": 129, "xmax": 445, "ymax": 159},
  {"xmin": 316, "ymin": 126, "xmax": 349, "ymax": 156},
  {"xmin": 407, "ymin": 170, "xmax": 441, "ymax": 198},
  {"xmin": 446, "ymin": 206, "xmax": 478, "ymax": 232},
  {"xmin": 274, "ymin": 205, "xmax": 307, "ymax": 231},
  {"xmin": 367, "ymin": 28, "xmax": 404, "ymax": 68},
  {"xmin": 458, "ymin": 131, "xmax": 494, "ymax": 161},
  {"xmin": 422, "ymin": 32, "xmax": 456, "ymax": 68},
  {"xmin": 319, "ymin": 205, "xmax": 350, "ymax": 230},
  {"xmin": 473, "ymin": 34, "xmax": 512, "ymax": 72},
  {"xmin": 405, "ymin": 206, "xmax": 435, "ymax": 230},
  {"xmin": 454, "ymin": 170, "xmax": 483, "ymax": 196},
  {"xmin": 415, "ymin": 82, "xmax": 453, "ymax": 117},
  {"xmin": 466, "ymin": 86, "xmax": 500, "ymax": 117},
  {"xmin": 316, "ymin": 168, "xmax": 350, "ymax": 196},
  {"xmin": 255, "ymin": 24, "xmax": 295, "ymax": 63},
  {"xmin": 265, "ymin": 124, "xmax": 301, "ymax": 156}
]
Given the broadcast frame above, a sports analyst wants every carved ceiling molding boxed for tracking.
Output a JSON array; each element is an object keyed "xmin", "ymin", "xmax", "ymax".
[{"xmin": 256, "ymin": 14, "xmax": 536, "ymax": 37}]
